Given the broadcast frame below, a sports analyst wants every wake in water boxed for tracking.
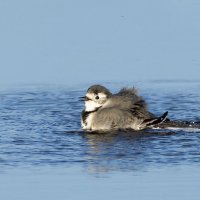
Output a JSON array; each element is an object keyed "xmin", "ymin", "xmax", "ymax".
[
  {"xmin": 64, "ymin": 120, "xmax": 200, "ymax": 135},
  {"xmin": 156, "ymin": 120, "xmax": 200, "ymax": 132}
]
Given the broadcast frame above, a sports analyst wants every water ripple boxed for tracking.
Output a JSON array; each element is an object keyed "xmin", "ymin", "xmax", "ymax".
[{"xmin": 0, "ymin": 83, "xmax": 200, "ymax": 172}]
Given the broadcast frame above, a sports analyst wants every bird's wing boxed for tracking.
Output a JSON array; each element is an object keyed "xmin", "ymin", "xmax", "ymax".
[
  {"xmin": 103, "ymin": 87, "xmax": 154, "ymax": 118},
  {"xmin": 108, "ymin": 87, "xmax": 146, "ymax": 107},
  {"xmin": 92, "ymin": 107, "xmax": 137, "ymax": 130}
]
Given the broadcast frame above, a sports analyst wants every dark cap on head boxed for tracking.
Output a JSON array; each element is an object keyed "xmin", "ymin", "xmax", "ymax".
[{"xmin": 87, "ymin": 85, "xmax": 112, "ymax": 96}]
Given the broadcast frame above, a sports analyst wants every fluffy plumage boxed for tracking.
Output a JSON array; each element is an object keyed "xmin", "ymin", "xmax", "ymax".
[{"xmin": 81, "ymin": 85, "xmax": 168, "ymax": 131}]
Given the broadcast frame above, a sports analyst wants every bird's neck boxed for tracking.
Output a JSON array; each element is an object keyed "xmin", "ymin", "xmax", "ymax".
[{"xmin": 85, "ymin": 101, "xmax": 102, "ymax": 112}]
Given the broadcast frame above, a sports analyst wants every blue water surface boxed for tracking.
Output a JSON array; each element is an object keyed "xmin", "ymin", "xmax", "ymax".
[{"xmin": 0, "ymin": 81, "xmax": 200, "ymax": 200}]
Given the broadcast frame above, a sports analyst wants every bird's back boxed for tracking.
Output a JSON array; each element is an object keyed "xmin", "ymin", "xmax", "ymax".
[{"xmin": 103, "ymin": 87, "xmax": 154, "ymax": 119}]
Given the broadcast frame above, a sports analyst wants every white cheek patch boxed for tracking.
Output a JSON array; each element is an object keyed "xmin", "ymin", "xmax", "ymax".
[
  {"xmin": 98, "ymin": 93, "xmax": 107, "ymax": 99},
  {"xmin": 85, "ymin": 100, "xmax": 101, "ymax": 112}
]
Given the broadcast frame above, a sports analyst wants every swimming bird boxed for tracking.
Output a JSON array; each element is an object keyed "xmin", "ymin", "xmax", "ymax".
[{"xmin": 81, "ymin": 85, "xmax": 168, "ymax": 131}]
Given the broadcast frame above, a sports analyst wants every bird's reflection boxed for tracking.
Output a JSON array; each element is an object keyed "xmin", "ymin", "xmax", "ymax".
[{"xmin": 81, "ymin": 129, "xmax": 176, "ymax": 174}]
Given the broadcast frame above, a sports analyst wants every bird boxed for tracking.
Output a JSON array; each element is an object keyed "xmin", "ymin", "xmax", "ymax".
[{"xmin": 81, "ymin": 85, "xmax": 168, "ymax": 131}]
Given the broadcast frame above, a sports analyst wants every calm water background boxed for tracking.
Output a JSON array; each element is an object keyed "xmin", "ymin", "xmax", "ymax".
[{"xmin": 1, "ymin": 81, "xmax": 200, "ymax": 200}]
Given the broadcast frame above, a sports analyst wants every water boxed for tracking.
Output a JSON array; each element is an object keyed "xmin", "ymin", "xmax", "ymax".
[{"xmin": 1, "ymin": 81, "xmax": 200, "ymax": 200}]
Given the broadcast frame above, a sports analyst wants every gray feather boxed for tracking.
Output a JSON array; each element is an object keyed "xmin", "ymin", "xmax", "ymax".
[{"xmin": 81, "ymin": 85, "xmax": 168, "ymax": 131}]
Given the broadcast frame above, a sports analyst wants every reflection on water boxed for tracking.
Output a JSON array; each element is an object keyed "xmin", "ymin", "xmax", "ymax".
[
  {"xmin": 0, "ymin": 82, "xmax": 200, "ymax": 174},
  {"xmin": 81, "ymin": 129, "xmax": 200, "ymax": 173}
]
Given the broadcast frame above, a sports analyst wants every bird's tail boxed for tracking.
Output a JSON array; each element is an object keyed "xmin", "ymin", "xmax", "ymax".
[{"xmin": 142, "ymin": 111, "xmax": 168, "ymax": 128}]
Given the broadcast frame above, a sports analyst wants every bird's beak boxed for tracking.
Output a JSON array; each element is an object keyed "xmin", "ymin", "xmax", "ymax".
[
  {"xmin": 79, "ymin": 96, "xmax": 91, "ymax": 101},
  {"xmin": 79, "ymin": 96, "xmax": 85, "ymax": 101}
]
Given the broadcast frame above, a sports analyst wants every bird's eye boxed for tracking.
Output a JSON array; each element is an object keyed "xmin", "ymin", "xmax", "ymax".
[{"xmin": 95, "ymin": 95, "xmax": 99, "ymax": 100}]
